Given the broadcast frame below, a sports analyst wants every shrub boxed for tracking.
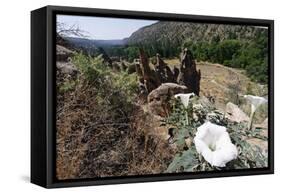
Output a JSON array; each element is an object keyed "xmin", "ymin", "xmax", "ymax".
[
  {"xmin": 57, "ymin": 52, "xmax": 172, "ymax": 179},
  {"xmin": 59, "ymin": 79, "xmax": 77, "ymax": 93},
  {"xmin": 112, "ymin": 71, "xmax": 138, "ymax": 103},
  {"xmin": 124, "ymin": 46, "xmax": 139, "ymax": 62},
  {"xmin": 72, "ymin": 52, "xmax": 109, "ymax": 85}
]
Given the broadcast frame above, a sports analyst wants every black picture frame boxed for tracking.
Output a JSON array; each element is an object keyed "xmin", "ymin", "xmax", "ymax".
[{"xmin": 31, "ymin": 5, "xmax": 274, "ymax": 188}]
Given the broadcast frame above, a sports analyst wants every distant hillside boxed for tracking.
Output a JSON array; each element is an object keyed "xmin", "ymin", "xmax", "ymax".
[
  {"xmin": 63, "ymin": 37, "xmax": 125, "ymax": 56},
  {"xmin": 64, "ymin": 37, "xmax": 99, "ymax": 56},
  {"xmin": 65, "ymin": 37, "xmax": 124, "ymax": 48},
  {"xmin": 93, "ymin": 39, "xmax": 125, "ymax": 47},
  {"xmin": 125, "ymin": 21, "xmax": 267, "ymax": 45}
]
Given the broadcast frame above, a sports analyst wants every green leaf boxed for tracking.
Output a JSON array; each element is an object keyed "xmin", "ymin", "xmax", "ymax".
[{"xmin": 166, "ymin": 149, "xmax": 198, "ymax": 173}]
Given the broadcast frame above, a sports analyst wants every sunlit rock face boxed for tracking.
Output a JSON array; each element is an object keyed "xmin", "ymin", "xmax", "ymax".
[
  {"xmin": 194, "ymin": 122, "xmax": 238, "ymax": 167},
  {"xmin": 147, "ymin": 83, "xmax": 189, "ymax": 117},
  {"xmin": 225, "ymin": 102, "xmax": 249, "ymax": 123}
]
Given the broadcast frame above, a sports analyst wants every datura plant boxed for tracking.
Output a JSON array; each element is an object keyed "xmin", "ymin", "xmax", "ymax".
[
  {"xmin": 165, "ymin": 95, "xmax": 267, "ymax": 173},
  {"xmin": 244, "ymin": 95, "xmax": 268, "ymax": 130},
  {"xmin": 194, "ymin": 122, "xmax": 238, "ymax": 167},
  {"xmin": 174, "ymin": 93, "xmax": 195, "ymax": 125}
]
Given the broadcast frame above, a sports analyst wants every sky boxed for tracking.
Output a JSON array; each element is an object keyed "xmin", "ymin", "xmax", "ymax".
[{"xmin": 57, "ymin": 15, "xmax": 158, "ymax": 40}]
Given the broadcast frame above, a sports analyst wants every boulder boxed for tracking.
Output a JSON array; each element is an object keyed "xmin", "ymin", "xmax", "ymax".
[
  {"xmin": 147, "ymin": 83, "xmax": 189, "ymax": 117},
  {"xmin": 56, "ymin": 45, "xmax": 74, "ymax": 62},
  {"xmin": 56, "ymin": 61, "xmax": 78, "ymax": 76},
  {"xmin": 225, "ymin": 102, "xmax": 249, "ymax": 123},
  {"xmin": 56, "ymin": 45, "xmax": 78, "ymax": 76},
  {"xmin": 254, "ymin": 118, "xmax": 268, "ymax": 129},
  {"xmin": 246, "ymin": 138, "xmax": 268, "ymax": 155}
]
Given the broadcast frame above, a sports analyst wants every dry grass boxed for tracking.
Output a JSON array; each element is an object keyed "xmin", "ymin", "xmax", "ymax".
[{"xmin": 56, "ymin": 76, "xmax": 174, "ymax": 180}]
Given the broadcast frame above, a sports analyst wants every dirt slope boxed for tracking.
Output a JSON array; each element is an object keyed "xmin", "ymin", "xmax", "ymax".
[{"xmin": 164, "ymin": 59, "xmax": 267, "ymax": 111}]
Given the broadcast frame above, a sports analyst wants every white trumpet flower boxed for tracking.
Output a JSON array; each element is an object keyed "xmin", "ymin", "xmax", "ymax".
[
  {"xmin": 174, "ymin": 93, "xmax": 195, "ymax": 108},
  {"xmin": 174, "ymin": 93, "xmax": 195, "ymax": 125},
  {"xmin": 244, "ymin": 95, "xmax": 268, "ymax": 130},
  {"xmin": 194, "ymin": 122, "xmax": 238, "ymax": 167}
]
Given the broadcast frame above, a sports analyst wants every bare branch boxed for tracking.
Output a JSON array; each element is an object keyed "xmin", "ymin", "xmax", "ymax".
[{"xmin": 57, "ymin": 22, "xmax": 89, "ymax": 38}]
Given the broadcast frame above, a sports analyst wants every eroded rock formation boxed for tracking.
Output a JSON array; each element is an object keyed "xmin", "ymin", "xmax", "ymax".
[
  {"xmin": 136, "ymin": 48, "xmax": 201, "ymax": 99},
  {"xmin": 139, "ymin": 49, "xmax": 161, "ymax": 93},
  {"xmin": 178, "ymin": 48, "xmax": 201, "ymax": 96},
  {"xmin": 154, "ymin": 53, "xmax": 175, "ymax": 83}
]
